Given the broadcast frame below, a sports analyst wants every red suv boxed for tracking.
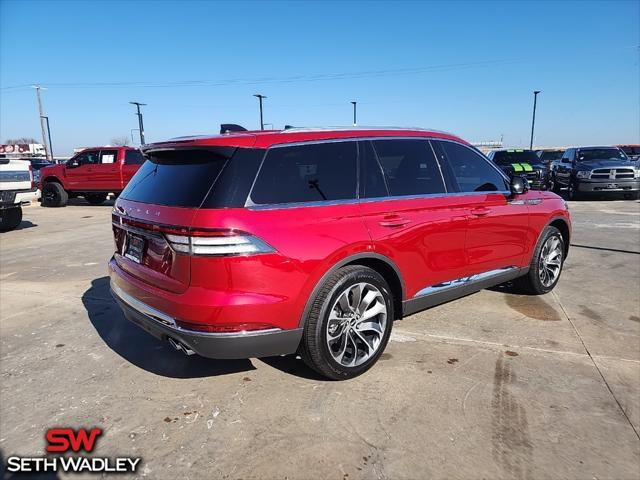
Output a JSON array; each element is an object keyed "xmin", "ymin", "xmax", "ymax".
[{"xmin": 109, "ymin": 128, "xmax": 571, "ymax": 379}]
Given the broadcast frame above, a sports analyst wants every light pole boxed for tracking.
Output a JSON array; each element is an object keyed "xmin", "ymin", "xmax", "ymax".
[
  {"xmin": 253, "ymin": 94, "xmax": 267, "ymax": 130},
  {"xmin": 40, "ymin": 116, "xmax": 53, "ymax": 160},
  {"xmin": 129, "ymin": 101, "xmax": 146, "ymax": 145},
  {"xmin": 32, "ymin": 85, "xmax": 52, "ymax": 161},
  {"xmin": 351, "ymin": 101, "xmax": 357, "ymax": 126},
  {"xmin": 529, "ymin": 90, "xmax": 541, "ymax": 150}
]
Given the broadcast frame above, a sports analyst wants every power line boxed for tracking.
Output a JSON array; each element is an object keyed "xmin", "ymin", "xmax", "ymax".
[{"xmin": 0, "ymin": 59, "xmax": 516, "ymax": 91}]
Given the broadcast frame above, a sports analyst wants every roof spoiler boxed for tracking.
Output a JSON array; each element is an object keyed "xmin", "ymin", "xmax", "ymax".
[{"xmin": 220, "ymin": 124, "xmax": 248, "ymax": 134}]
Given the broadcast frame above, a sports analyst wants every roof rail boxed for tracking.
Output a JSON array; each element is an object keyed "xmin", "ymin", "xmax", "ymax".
[{"xmin": 279, "ymin": 125, "xmax": 455, "ymax": 136}]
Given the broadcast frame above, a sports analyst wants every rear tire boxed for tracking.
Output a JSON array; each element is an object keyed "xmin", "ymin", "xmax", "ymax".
[
  {"xmin": 300, "ymin": 265, "xmax": 394, "ymax": 380},
  {"xmin": 41, "ymin": 182, "xmax": 68, "ymax": 207},
  {"xmin": 0, "ymin": 206, "xmax": 22, "ymax": 232},
  {"xmin": 85, "ymin": 193, "xmax": 108, "ymax": 205},
  {"xmin": 514, "ymin": 226, "xmax": 565, "ymax": 295}
]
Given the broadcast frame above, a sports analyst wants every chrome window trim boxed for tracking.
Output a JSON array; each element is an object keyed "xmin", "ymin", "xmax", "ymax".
[
  {"xmin": 247, "ymin": 190, "xmax": 511, "ymax": 211},
  {"xmin": 111, "ymin": 281, "xmax": 282, "ymax": 338}
]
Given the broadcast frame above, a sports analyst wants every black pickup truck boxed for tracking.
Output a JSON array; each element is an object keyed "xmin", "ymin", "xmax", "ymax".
[
  {"xmin": 487, "ymin": 149, "xmax": 550, "ymax": 190},
  {"xmin": 550, "ymin": 146, "xmax": 639, "ymax": 200}
]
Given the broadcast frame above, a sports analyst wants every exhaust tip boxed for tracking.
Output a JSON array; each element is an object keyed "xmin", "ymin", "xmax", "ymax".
[{"xmin": 167, "ymin": 337, "xmax": 195, "ymax": 356}]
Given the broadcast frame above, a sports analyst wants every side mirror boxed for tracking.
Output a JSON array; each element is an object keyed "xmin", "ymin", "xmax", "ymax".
[
  {"xmin": 510, "ymin": 175, "xmax": 528, "ymax": 195},
  {"xmin": 561, "ymin": 158, "xmax": 571, "ymax": 163},
  {"xmin": 67, "ymin": 159, "xmax": 79, "ymax": 168}
]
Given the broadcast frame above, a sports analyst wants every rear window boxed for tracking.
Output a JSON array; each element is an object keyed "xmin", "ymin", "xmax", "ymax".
[
  {"xmin": 250, "ymin": 141, "xmax": 357, "ymax": 205},
  {"xmin": 120, "ymin": 148, "xmax": 235, "ymax": 207},
  {"xmin": 125, "ymin": 150, "xmax": 145, "ymax": 165}
]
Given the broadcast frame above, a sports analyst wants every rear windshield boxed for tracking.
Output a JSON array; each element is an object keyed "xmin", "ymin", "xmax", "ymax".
[
  {"xmin": 120, "ymin": 148, "xmax": 235, "ymax": 207},
  {"xmin": 492, "ymin": 150, "xmax": 540, "ymax": 165}
]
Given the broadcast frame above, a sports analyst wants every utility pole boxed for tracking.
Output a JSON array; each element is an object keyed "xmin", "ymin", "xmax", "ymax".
[
  {"xmin": 529, "ymin": 90, "xmax": 541, "ymax": 150},
  {"xmin": 129, "ymin": 101, "xmax": 146, "ymax": 144},
  {"xmin": 351, "ymin": 101, "xmax": 357, "ymax": 126},
  {"xmin": 32, "ymin": 85, "xmax": 52, "ymax": 161},
  {"xmin": 253, "ymin": 94, "xmax": 267, "ymax": 130},
  {"xmin": 41, "ymin": 116, "xmax": 53, "ymax": 160}
]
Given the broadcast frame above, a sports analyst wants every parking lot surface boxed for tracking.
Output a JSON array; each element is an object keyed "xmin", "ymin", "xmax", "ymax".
[{"xmin": 1, "ymin": 199, "xmax": 639, "ymax": 479}]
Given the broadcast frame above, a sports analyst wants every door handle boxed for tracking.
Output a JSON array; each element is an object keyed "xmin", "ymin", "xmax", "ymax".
[
  {"xmin": 379, "ymin": 217, "xmax": 411, "ymax": 227},
  {"xmin": 470, "ymin": 207, "xmax": 491, "ymax": 217}
]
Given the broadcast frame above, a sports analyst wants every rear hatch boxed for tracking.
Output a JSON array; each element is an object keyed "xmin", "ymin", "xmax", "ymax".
[{"xmin": 112, "ymin": 147, "xmax": 238, "ymax": 293}]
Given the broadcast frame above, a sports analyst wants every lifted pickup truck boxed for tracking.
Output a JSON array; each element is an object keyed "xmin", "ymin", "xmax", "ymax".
[
  {"xmin": 39, "ymin": 147, "xmax": 144, "ymax": 207},
  {"xmin": 0, "ymin": 159, "xmax": 39, "ymax": 231}
]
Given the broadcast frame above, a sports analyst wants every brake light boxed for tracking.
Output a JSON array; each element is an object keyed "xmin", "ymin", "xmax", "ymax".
[
  {"xmin": 29, "ymin": 165, "xmax": 35, "ymax": 189},
  {"xmin": 112, "ymin": 215, "xmax": 275, "ymax": 257},
  {"xmin": 165, "ymin": 230, "xmax": 275, "ymax": 256}
]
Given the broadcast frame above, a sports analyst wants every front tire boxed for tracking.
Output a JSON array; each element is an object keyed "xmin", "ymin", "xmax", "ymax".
[
  {"xmin": 0, "ymin": 206, "xmax": 22, "ymax": 232},
  {"xmin": 567, "ymin": 180, "xmax": 581, "ymax": 200},
  {"xmin": 85, "ymin": 193, "xmax": 108, "ymax": 205},
  {"xmin": 41, "ymin": 182, "xmax": 68, "ymax": 207},
  {"xmin": 514, "ymin": 226, "xmax": 565, "ymax": 295},
  {"xmin": 300, "ymin": 266, "xmax": 394, "ymax": 380}
]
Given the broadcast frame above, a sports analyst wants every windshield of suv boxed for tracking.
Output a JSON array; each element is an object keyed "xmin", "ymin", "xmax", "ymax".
[
  {"xmin": 540, "ymin": 150, "xmax": 564, "ymax": 161},
  {"xmin": 491, "ymin": 150, "xmax": 540, "ymax": 165},
  {"xmin": 577, "ymin": 148, "xmax": 628, "ymax": 162}
]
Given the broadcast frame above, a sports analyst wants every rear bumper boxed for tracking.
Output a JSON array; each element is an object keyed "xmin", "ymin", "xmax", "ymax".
[
  {"xmin": 0, "ymin": 187, "xmax": 39, "ymax": 207},
  {"xmin": 577, "ymin": 179, "xmax": 639, "ymax": 193},
  {"xmin": 109, "ymin": 275, "xmax": 303, "ymax": 360}
]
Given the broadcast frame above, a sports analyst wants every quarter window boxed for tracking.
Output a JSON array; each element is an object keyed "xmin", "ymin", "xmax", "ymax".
[
  {"xmin": 124, "ymin": 150, "xmax": 145, "ymax": 165},
  {"xmin": 371, "ymin": 139, "xmax": 446, "ymax": 196},
  {"xmin": 250, "ymin": 141, "xmax": 357, "ymax": 205},
  {"xmin": 437, "ymin": 141, "xmax": 508, "ymax": 192}
]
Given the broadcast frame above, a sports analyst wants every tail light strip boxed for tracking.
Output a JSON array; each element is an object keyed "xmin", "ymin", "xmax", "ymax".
[{"xmin": 112, "ymin": 213, "xmax": 275, "ymax": 257}]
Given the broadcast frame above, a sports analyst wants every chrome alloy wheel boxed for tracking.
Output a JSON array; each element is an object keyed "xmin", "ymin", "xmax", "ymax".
[
  {"xmin": 538, "ymin": 236, "xmax": 563, "ymax": 287},
  {"xmin": 326, "ymin": 282, "xmax": 388, "ymax": 367}
]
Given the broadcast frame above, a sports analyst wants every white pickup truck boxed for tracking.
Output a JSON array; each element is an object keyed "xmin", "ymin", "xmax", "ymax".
[{"xmin": 0, "ymin": 159, "xmax": 39, "ymax": 231}]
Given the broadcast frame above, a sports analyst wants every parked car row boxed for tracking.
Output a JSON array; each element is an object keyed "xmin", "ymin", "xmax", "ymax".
[{"xmin": 486, "ymin": 145, "xmax": 639, "ymax": 199}]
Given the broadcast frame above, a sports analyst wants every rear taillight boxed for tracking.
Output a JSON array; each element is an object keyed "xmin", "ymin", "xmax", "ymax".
[
  {"xmin": 113, "ymin": 215, "xmax": 274, "ymax": 257},
  {"xmin": 165, "ymin": 230, "xmax": 275, "ymax": 256},
  {"xmin": 29, "ymin": 165, "xmax": 35, "ymax": 189}
]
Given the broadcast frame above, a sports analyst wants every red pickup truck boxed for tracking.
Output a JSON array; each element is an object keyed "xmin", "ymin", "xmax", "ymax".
[{"xmin": 40, "ymin": 147, "xmax": 144, "ymax": 207}]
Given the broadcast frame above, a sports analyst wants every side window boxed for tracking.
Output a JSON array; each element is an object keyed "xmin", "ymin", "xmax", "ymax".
[
  {"xmin": 562, "ymin": 149, "xmax": 573, "ymax": 162},
  {"xmin": 437, "ymin": 141, "xmax": 508, "ymax": 193},
  {"xmin": 99, "ymin": 150, "xmax": 118, "ymax": 164},
  {"xmin": 124, "ymin": 150, "xmax": 145, "ymax": 165},
  {"xmin": 71, "ymin": 151, "xmax": 99, "ymax": 166},
  {"xmin": 360, "ymin": 141, "xmax": 389, "ymax": 199},
  {"xmin": 372, "ymin": 139, "xmax": 446, "ymax": 196},
  {"xmin": 250, "ymin": 141, "xmax": 357, "ymax": 205}
]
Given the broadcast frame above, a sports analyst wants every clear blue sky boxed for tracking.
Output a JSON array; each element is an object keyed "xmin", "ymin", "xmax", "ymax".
[{"xmin": 1, "ymin": 0, "xmax": 638, "ymax": 155}]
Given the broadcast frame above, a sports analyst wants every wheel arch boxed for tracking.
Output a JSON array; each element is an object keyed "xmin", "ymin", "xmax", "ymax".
[
  {"xmin": 42, "ymin": 175, "xmax": 64, "ymax": 186},
  {"xmin": 298, "ymin": 252, "xmax": 406, "ymax": 328},
  {"xmin": 547, "ymin": 216, "xmax": 571, "ymax": 258}
]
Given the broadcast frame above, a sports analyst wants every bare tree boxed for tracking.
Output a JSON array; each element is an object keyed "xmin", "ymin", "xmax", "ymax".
[
  {"xmin": 110, "ymin": 136, "xmax": 130, "ymax": 146},
  {"xmin": 5, "ymin": 137, "xmax": 38, "ymax": 144}
]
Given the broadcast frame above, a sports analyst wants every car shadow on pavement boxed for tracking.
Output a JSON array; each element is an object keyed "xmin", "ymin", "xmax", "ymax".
[
  {"xmin": 12, "ymin": 220, "xmax": 37, "ymax": 231},
  {"xmin": 83, "ymin": 277, "xmax": 256, "ymax": 379}
]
